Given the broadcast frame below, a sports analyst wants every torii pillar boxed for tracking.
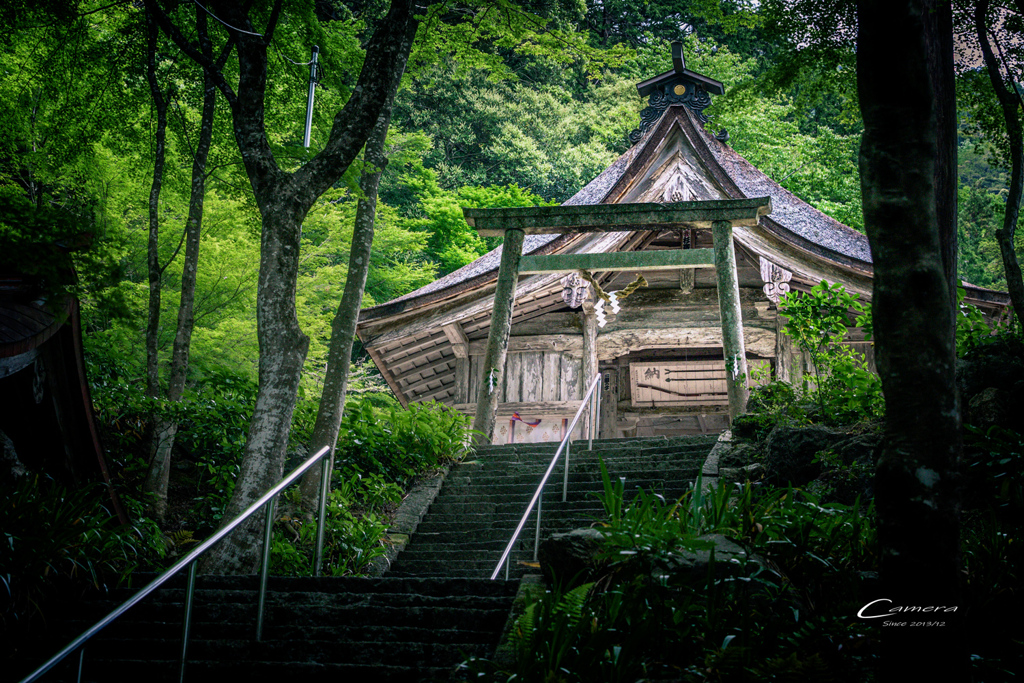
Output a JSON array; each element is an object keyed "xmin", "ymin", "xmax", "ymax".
[
  {"xmin": 712, "ymin": 219, "xmax": 749, "ymax": 419},
  {"xmin": 464, "ymin": 198, "xmax": 770, "ymax": 440},
  {"xmin": 470, "ymin": 229, "xmax": 524, "ymax": 443}
]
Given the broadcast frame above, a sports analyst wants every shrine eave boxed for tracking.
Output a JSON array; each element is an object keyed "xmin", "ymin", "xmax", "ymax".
[{"xmin": 636, "ymin": 68, "xmax": 725, "ymax": 97}]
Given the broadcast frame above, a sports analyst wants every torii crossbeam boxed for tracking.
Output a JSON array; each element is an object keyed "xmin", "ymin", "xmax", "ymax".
[{"xmin": 463, "ymin": 197, "xmax": 773, "ymax": 443}]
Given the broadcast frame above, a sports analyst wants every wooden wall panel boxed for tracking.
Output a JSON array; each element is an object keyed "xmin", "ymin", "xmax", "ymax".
[
  {"xmin": 542, "ymin": 352, "xmax": 562, "ymax": 401},
  {"xmin": 560, "ymin": 353, "xmax": 581, "ymax": 401},
  {"xmin": 520, "ymin": 352, "xmax": 543, "ymax": 402}
]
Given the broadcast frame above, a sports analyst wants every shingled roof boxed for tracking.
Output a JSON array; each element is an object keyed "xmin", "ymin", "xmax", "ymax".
[{"xmin": 360, "ymin": 98, "xmax": 1010, "ymax": 325}]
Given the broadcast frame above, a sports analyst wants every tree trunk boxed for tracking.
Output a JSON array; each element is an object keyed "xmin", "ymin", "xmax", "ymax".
[
  {"xmin": 857, "ymin": 0, "xmax": 965, "ymax": 678},
  {"xmin": 924, "ymin": 0, "xmax": 958, "ymax": 322},
  {"xmin": 977, "ymin": 0, "xmax": 1024, "ymax": 323},
  {"xmin": 143, "ymin": 9, "xmax": 170, "ymax": 521},
  {"xmin": 144, "ymin": 12, "xmax": 219, "ymax": 524},
  {"xmin": 186, "ymin": 0, "xmax": 420, "ymax": 574},
  {"xmin": 200, "ymin": 200, "xmax": 311, "ymax": 574},
  {"xmin": 299, "ymin": 107, "xmax": 395, "ymax": 511}
]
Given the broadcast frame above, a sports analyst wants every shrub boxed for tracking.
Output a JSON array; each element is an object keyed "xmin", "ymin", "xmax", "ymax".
[
  {"xmin": 779, "ymin": 281, "xmax": 883, "ymax": 425},
  {"xmin": 334, "ymin": 399, "xmax": 472, "ymax": 485},
  {"xmin": 0, "ymin": 476, "xmax": 148, "ymax": 631},
  {"xmin": 466, "ymin": 477, "xmax": 881, "ymax": 681}
]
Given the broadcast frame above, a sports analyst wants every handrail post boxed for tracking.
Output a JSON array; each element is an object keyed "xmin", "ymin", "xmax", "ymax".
[
  {"xmin": 314, "ymin": 450, "xmax": 332, "ymax": 576},
  {"xmin": 19, "ymin": 446, "xmax": 332, "ymax": 683},
  {"xmin": 589, "ymin": 373, "xmax": 601, "ymax": 450},
  {"xmin": 562, "ymin": 439, "xmax": 570, "ymax": 503},
  {"xmin": 76, "ymin": 648, "xmax": 84, "ymax": 683},
  {"xmin": 256, "ymin": 495, "xmax": 276, "ymax": 641},
  {"xmin": 534, "ymin": 493, "xmax": 542, "ymax": 562},
  {"xmin": 179, "ymin": 562, "xmax": 197, "ymax": 683},
  {"xmin": 488, "ymin": 376, "xmax": 601, "ymax": 580}
]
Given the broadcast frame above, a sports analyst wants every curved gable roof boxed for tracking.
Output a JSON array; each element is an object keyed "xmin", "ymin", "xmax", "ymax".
[{"xmin": 361, "ymin": 104, "xmax": 1008, "ymax": 323}]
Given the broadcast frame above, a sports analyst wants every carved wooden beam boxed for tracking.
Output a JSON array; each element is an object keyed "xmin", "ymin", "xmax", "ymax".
[
  {"xmin": 442, "ymin": 322, "xmax": 469, "ymax": 358},
  {"xmin": 519, "ymin": 248, "xmax": 714, "ymax": 274},
  {"xmin": 453, "ymin": 400, "xmax": 584, "ymax": 418}
]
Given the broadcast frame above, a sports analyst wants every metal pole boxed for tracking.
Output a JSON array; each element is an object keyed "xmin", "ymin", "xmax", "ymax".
[
  {"xmin": 595, "ymin": 377, "xmax": 602, "ymax": 444},
  {"xmin": 589, "ymin": 373, "xmax": 601, "ymax": 450},
  {"xmin": 302, "ymin": 45, "xmax": 320, "ymax": 148},
  {"xmin": 533, "ymin": 494, "xmax": 542, "ymax": 561},
  {"xmin": 179, "ymin": 563, "xmax": 198, "ymax": 683},
  {"xmin": 256, "ymin": 496, "xmax": 276, "ymax": 641},
  {"xmin": 76, "ymin": 648, "xmax": 84, "ymax": 683},
  {"xmin": 562, "ymin": 439, "xmax": 570, "ymax": 503},
  {"xmin": 315, "ymin": 449, "xmax": 332, "ymax": 576}
]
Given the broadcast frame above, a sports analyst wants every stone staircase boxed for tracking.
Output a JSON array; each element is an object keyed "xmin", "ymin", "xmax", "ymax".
[
  {"xmin": 389, "ymin": 435, "xmax": 718, "ymax": 580},
  {"xmin": 19, "ymin": 575, "xmax": 518, "ymax": 683},
  {"xmin": 18, "ymin": 435, "xmax": 717, "ymax": 682}
]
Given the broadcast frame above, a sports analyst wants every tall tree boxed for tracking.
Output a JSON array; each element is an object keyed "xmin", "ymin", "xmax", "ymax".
[
  {"xmin": 974, "ymin": 0, "xmax": 1024, "ymax": 322},
  {"xmin": 148, "ymin": 0, "xmax": 421, "ymax": 573},
  {"xmin": 142, "ymin": 7, "xmax": 172, "ymax": 519},
  {"xmin": 298, "ymin": 97, "xmax": 397, "ymax": 510},
  {"xmin": 857, "ymin": 0, "xmax": 965, "ymax": 677},
  {"xmin": 144, "ymin": 10, "xmax": 228, "ymax": 521}
]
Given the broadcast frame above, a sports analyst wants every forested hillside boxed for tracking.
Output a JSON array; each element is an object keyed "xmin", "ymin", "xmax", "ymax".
[
  {"xmin": 2, "ymin": 2, "xmax": 1016, "ymax": 400},
  {"xmin": 1, "ymin": 0, "xmax": 1022, "ymax": 612}
]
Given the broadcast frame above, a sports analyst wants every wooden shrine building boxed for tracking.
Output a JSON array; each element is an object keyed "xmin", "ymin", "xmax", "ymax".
[{"xmin": 355, "ymin": 43, "xmax": 1009, "ymax": 444}]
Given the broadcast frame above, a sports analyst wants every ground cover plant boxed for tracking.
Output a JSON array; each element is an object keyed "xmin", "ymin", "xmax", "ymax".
[
  {"xmin": 466, "ymin": 471, "xmax": 881, "ymax": 682},
  {"xmin": 88, "ymin": 373, "xmax": 471, "ymax": 579},
  {"xmin": 777, "ymin": 281, "xmax": 881, "ymax": 425},
  {"xmin": 467, "ymin": 434, "xmax": 1022, "ymax": 681}
]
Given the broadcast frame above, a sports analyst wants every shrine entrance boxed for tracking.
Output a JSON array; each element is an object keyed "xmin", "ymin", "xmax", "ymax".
[{"xmin": 460, "ymin": 197, "xmax": 773, "ymax": 442}]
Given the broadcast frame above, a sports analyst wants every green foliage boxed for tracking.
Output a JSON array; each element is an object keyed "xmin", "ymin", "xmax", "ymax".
[
  {"xmin": 957, "ymin": 183, "xmax": 1015, "ymax": 291},
  {"xmin": 955, "ymin": 283, "xmax": 1021, "ymax": 357},
  {"xmin": 779, "ymin": 281, "xmax": 882, "ymax": 424},
  {"xmin": 739, "ymin": 380, "xmax": 807, "ymax": 439},
  {"xmin": 0, "ymin": 476, "xmax": 150, "ymax": 629},
  {"xmin": 89, "ymin": 369, "xmax": 277, "ymax": 530},
  {"xmin": 270, "ymin": 483, "xmax": 394, "ymax": 577},
  {"xmin": 469, "ymin": 481, "xmax": 880, "ymax": 681},
  {"xmin": 0, "ymin": 190, "xmax": 90, "ymax": 296},
  {"xmin": 960, "ymin": 427, "xmax": 1024, "ymax": 679},
  {"xmin": 964, "ymin": 426, "xmax": 1024, "ymax": 516},
  {"xmin": 334, "ymin": 399, "xmax": 472, "ymax": 486}
]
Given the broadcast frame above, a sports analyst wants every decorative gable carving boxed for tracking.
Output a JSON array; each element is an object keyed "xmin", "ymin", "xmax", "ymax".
[
  {"xmin": 759, "ymin": 256, "xmax": 793, "ymax": 304},
  {"xmin": 616, "ymin": 127, "xmax": 727, "ymax": 205}
]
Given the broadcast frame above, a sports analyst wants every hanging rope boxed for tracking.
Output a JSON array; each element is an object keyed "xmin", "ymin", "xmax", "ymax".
[
  {"xmin": 577, "ymin": 270, "xmax": 647, "ymax": 304},
  {"xmin": 582, "ymin": 272, "xmax": 648, "ymax": 327}
]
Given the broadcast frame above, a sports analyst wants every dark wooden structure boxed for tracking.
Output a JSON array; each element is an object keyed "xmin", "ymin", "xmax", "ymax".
[{"xmin": 0, "ymin": 277, "xmax": 126, "ymax": 522}]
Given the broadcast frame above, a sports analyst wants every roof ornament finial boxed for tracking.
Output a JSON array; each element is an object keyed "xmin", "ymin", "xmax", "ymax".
[
  {"xmin": 672, "ymin": 40, "xmax": 685, "ymax": 73},
  {"xmin": 628, "ymin": 39, "xmax": 725, "ymax": 146}
]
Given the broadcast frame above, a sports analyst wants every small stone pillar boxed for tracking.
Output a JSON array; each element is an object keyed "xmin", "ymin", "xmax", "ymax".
[
  {"xmin": 472, "ymin": 229, "xmax": 525, "ymax": 442},
  {"xmin": 581, "ymin": 302, "xmax": 599, "ymax": 436},
  {"xmin": 711, "ymin": 220, "xmax": 749, "ymax": 420}
]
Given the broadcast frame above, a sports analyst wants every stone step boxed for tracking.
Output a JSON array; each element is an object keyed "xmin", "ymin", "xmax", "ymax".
[
  {"xmin": 108, "ymin": 574, "xmax": 518, "ymax": 597},
  {"xmin": 464, "ymin": 444, "xmax": 713, "ymax": 464},
  {"xmin": 438, "ymin": 475, "xmax": 698, "ymax": 495},
  {"xmin": 67, "ymin": 658, "xmax": 459, "ymax": 683},
  {"xmin": 81, "ymin": 635, "xmax": 496, "ymax": 667},
  {"xmin": 470, "ymin": 435, "xmax": 714, "ymax": 456},
  {"xmin": 389, "ymin": 557, "xmax": 535, "ymax": 578},
  {"xmin": 424, "ymin": 500, "xmax": 611, "ymax": 517},
  {"xmin": 24, "ymin": 576, "xmax": 518, "ymax": 683}
]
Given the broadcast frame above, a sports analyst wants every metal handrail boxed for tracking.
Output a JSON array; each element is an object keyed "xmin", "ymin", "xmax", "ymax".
[
  {"xmin": 21, "ymin": 444, "xmax": 334, "ymax": 683},
  {"xmin": 490, "ymin": 373, "xmax": 602, "ymax": 581}
]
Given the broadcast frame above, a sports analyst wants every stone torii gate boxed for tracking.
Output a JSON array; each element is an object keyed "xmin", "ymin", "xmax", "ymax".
[{"xmin": 462, "ymin": 197, "xmax": 773, "ymax": 442}]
